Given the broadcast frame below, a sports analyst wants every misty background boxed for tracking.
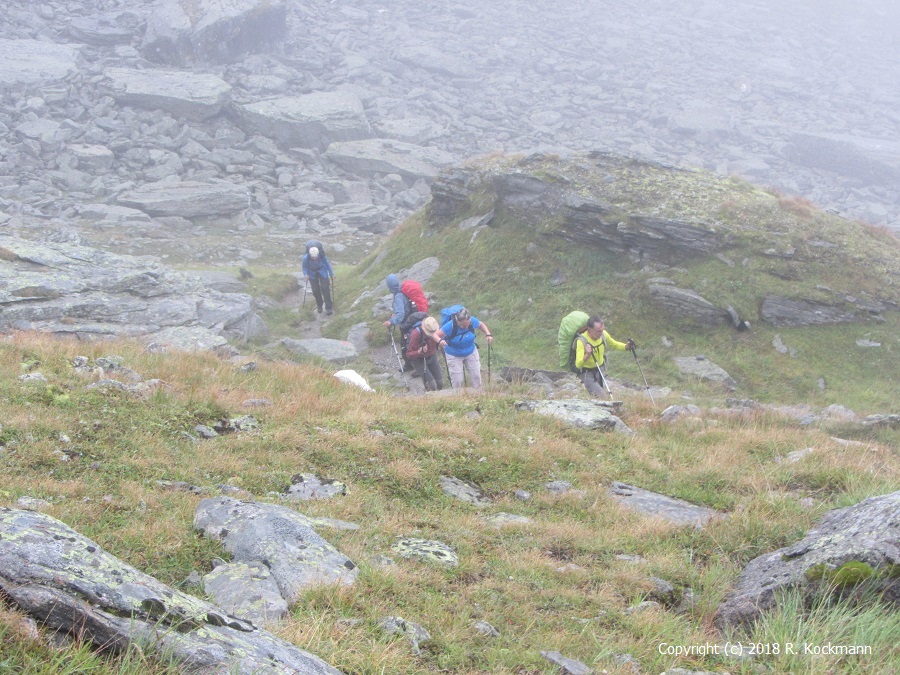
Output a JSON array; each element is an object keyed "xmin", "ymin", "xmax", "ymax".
[
  {"xmin": 1, "ymin": 0, "xmax": 899, "ymax": 273},
  {"xmin": 284, "ymin": 0, "xmax": 900, "ymax": 229}
]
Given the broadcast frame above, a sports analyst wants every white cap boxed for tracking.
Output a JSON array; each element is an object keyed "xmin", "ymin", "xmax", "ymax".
[{"xmin": 309, "ymin": 246, "xmax": 319, "ymax": 258}]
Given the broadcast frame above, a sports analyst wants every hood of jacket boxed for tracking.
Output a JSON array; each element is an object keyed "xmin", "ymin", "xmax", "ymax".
[{"xmin": 385, "ymin": 274, "xmax": 401, "ymax": 294}]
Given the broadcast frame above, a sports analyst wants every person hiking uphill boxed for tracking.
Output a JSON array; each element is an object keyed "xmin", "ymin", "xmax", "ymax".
[
  {"xmin": 301, "ymin": 243, "xmax": 334, "ymax": 315},
  {"xmin": 405, "ymin": 316, "xmax": 445, "ymax": 391},
  {"xmin": 435, "ymin": 307, "xmax": 493, "ymax": 390},
  {"xmin": 383, "ymin": 274, "xmax": 415, "ymax": 371},
  {"xmin": 573, "ymin": 316, "xmax": 634, "ymax": 398}
]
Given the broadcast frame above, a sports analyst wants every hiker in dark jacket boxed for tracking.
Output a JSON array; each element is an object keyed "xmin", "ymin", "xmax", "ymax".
[
  {"xmin": 405, "ymin": 316, "xmax": 445, "ymax": 391},
  {"xmin": 435, "ymin": 307, "xmax": 492, "ymax": 389},
  {"xmin": 301, "ymin": 245, "xmax": 334, "ymax": 315}
]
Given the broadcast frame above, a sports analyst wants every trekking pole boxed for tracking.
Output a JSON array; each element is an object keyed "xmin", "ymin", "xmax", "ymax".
[
  {"xmin": 441, "ymin": 347, "xmax": 451, "ymax": 386},
  {"xmin": 592, "ymin": 351, "xmax": 613, "ymax": 399},
  {"xmin": 330, "ymin": 275, "xmax": 335, "ymax": 306},
  {"xmin": 487, "ymin": 341, "xmax": 492, "ymax": 387},
  {"xmin": 629, "ymin": 342, "xmax": 655, "ymax": 406},
  {"xmin": 301, "ymin": 277, "xmax": 309, "ymax": 307},
  {"xmin": 388, "ymin": 326, "xmax": 404, "ymax": 373}
]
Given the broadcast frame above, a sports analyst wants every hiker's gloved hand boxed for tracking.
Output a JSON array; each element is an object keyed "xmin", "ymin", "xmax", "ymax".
[
  {"xmin": 383, "ymin": 320, "xmax": 391, "ymax": 327},
  {"xmin": 485, "ymin": 334, "xmax": 493, "ymax": 344},
  {"xmin": 626, "ymin": 338, "xmax": 636, "ymax": 351}
]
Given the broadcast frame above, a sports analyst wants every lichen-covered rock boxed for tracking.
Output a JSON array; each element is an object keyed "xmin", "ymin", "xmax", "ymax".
[
  {"xmin": 391, "ymin": 537, "xmax": 459, "ymax": 567},
  {"xmin": 439, "ymin": 475, "xmax": 492, "ymax": 505},
  {"xmin": 715, "ymin": 491, "xmax": 900, "ymax": 628},
  {"xmin": 609, "ymin": 481, "xmax": 725, "ymax": 528},
  {"xmin": 194, "ymin": 498, "xmax": 359, "ymax": 605},
  {"xmin": 378, "ymin": 616, "xmax": 432, "ymax": 655},
  {"xmin": 286, "ymin": 473, "xmax": 348, "ymax": 501},
  {"xmin": 515, "ymin": 399, "xmax": 631, "ymax": 432},
  {"xmin": 203, "ymin": 562, "xmax": 289, "ymax": 626},
  {"xmin": 0, "ymin": 508, "xmax": 342, "ymax": 674}
]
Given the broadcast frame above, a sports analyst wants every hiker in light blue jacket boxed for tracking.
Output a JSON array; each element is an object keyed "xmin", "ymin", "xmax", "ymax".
[{"xmin": 435, "ymin": 307, "xmax": 493, "ymax": 389}]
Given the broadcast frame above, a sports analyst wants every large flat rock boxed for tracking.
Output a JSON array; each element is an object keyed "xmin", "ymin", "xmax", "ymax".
[
  {"xmin": 233, "ymin": 92, "xmax": 371, "ymax": 150},
  {"xmin": 515, "ymin": 399, "xmax": 631, "ymax": 432},
  {"xmin": 609, "ymin": 481, "xmax": 725, "ymax": 528},
  {"xmin": 116, "ymin": 180, "xmax": 250, "ymax": 217},
  {"xmin": 0, "ymin": 235, "xmax": 265, "ymax": 346},
  {"xmin": 103, "ymin": 67, "xmax": 232, "ymax": 121},
  {"xmin": 324, "ymin": 139, "xmax": 456, "ymax": 182},
  {"xmin": 0, "ymin": 39, "xmax": 82, "ymax": 86},
  {"xmin": 141, "ymin": 0, "xmax": 287, "ymax": 66}
]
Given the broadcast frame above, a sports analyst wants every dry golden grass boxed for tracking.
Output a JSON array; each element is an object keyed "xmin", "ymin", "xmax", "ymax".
[{"xmin": 1, "ymin": 332, "xmax": 898, "ymax": 674}]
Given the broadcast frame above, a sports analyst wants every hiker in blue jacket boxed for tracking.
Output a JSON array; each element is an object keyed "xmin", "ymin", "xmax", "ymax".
[
  {"xmin": 383, "ymin": 273, "xmax": 414, "ymax": 371},
  {"xmin": 382, "ymin": 274, "xmax": 410, "ymax": 329},
  {"xmin": 435, "ymin": 307, "xmax": 493, "ymax": 389},
  {"xmin": 301, "ymin": 244, "xmax": 334, "ymax": 315}
]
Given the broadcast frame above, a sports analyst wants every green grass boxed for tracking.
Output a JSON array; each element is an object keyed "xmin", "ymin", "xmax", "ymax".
[{"xmin": 1, "ymin": 331, "xmax": 897, "ymax": 674}]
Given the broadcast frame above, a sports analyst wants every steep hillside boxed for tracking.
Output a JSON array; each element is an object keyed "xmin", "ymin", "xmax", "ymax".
[{"xmin": 311, "ymin": 152, "xmax": 899, "ymax": 412}]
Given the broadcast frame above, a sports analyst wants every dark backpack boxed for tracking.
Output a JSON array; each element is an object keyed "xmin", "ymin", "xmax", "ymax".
[
  {"xmin": 399, "ymin": 311, "xmax": 428, "ymax": 336},
  {"xmin": 305, "ymin": 240, "xmax": 325, "ymax": 257},
  {"xmin": 440, "ymin": 304, "xmax": 475, "ymax": 340},
  {"xmin": 305, "ymin": 240, "xmax": 326, "ymax": 273}
]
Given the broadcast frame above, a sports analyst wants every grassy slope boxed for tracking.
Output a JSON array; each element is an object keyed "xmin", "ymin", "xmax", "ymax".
[{"xmin": 1, "ymin": 335, "xmax": 897, "ymax": 674}]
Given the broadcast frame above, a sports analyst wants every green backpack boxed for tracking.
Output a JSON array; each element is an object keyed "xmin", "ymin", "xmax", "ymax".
[{"xmin": 557, "ymin": 311, "xmax": 590, "ymax": 371}]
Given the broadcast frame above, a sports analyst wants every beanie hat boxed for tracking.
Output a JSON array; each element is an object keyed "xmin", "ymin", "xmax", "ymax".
[
  {"xmin": 309, "ymin": 246, "xmax": 319, "ymax": 258},
  {"xmin": 421, "ymin": 316, "xmax": 439, "ymax": 335}
]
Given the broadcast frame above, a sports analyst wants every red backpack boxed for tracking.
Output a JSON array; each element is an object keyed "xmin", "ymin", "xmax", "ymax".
[{"xmin": 400, "ymin": 280, "xmax": 429, "ymax": 313}]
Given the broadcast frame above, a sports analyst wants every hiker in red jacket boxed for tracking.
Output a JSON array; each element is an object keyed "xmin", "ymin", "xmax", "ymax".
[{"xmin": 405, "ymin": 316, "xmax": 444, "ymax": 391}]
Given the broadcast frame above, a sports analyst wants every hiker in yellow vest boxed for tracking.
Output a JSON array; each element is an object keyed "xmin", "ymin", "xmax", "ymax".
[{"xmin": 574, "ymin": 316, "xmax": 633, "ymax": 397}]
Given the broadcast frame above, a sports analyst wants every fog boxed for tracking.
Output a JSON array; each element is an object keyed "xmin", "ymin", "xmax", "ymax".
[
  {"xmin": 2, "ymin": 0, "xmax": 898, "ymax": 261},
  {"xmin": 287, "ymin": 0, "xmax": 900, "ymax": 228}
]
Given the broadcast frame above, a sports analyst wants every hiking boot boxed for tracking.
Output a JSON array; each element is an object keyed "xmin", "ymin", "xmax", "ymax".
[{"xmin": 325, "ymin": 308, "xmax": 333, "ymax": 316}]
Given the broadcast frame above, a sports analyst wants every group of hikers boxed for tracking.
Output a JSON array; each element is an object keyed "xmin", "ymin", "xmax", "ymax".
[{"xmin": 302, "ymin": 241, "xmax": 638, "ymax": 397}]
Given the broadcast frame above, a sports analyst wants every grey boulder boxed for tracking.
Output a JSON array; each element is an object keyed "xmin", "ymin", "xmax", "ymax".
[
  {"xmin": 116, "ymin": 180, "xmax": 250, "ymax": 218},
  {"xmin": 0, "ymin": 39, "xmax": 82, "ymax": 86},
  {"xmin": 0, "ymin": 508, "xmax": 342, "ymax": 675},
  {"xmin": 324, "ymin": 139, "xmax": 456, "ymax": 182},
  {"xmin": 194, "ymin": 498, "xmax": 359, "ymax": 606},
  {"xmin": 609, "ymin": 481, "xmax": 725, "ymax": 528},
  {"xmin": 715, "ymin": 491, "xmax": 900, "ymax": 628},
  {"xmin": 515, "ymin": 399, "xmax": 631, "ymax": 432},
  {"xmin": 233, "ymin": 92, "xmax": 371, "ymax": 150},
  {"xmin": 142, "ymin": 0, "xmax": 287, "ymax": 66},
  {"xmin": 102, "ymin": 67, "xmax": 232, "ymax": 121}
]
